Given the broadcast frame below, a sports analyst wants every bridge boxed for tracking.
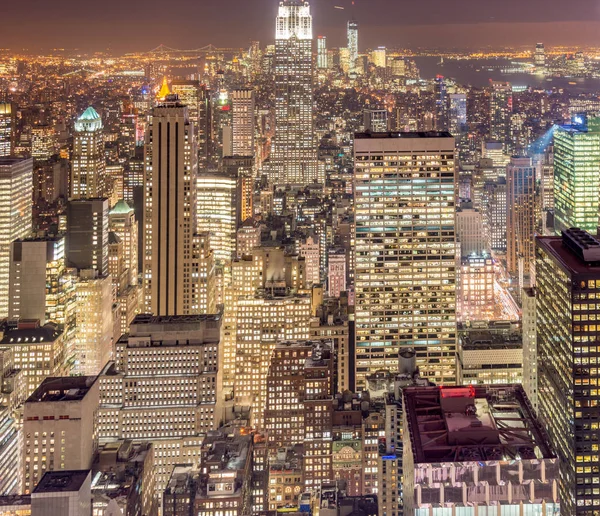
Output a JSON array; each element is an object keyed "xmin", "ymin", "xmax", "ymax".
[{"xmin": 138, "ymin": 44, "xmax": 246, "ymax": 56}]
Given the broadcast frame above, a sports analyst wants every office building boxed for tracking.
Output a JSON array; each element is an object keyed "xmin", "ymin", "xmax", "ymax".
[
  {"xmin": 0, "ymin": 158, "xmax": 33, "ymax": 318},
  {"xmin": 522, "ymin": 287, "xmax": 538, "ymax": 411},
  {"xmin": 327, "ymin": 248, "xmax": 346, "ymax": 298},
  {"xmin": 31, "ymin": 125, "xmax": 56, "ymax": 161},
  {"xmin": 482, "ymin": 177, "xmax": 507, "ymax": 252},
  {"xmin": 143, "ymin": 93, "xmax": 199, "ymax": 316},
  {"xmin": 22, "ymin": 376, "xmax": 99, "ymax": 493},
  {"xmin": 363, "ymin": 109, "xmax": 388, "ymax": 133},
  {"xmin": 163, "ymin": 465, "xmax": 196, "ymax": 516},
  {"xmin": 71, "ymin": 106, "xmax": 106, "ymax": 199},
  {"xmin": 537, "ymin": 229, "xmax": 600, "ymax": 514},
  {"xmin": 0, "ymin": 103, "xmax": 14, "ymax": 157},
  {"xmin": 489, "ymin": 81, "xmax": 513, "ymax": 146},
  {"xmin": 170, "ymin": 80, "xmax": 211, "ymax": 170},
  {"xmin": 9, "ymin": 236, "xmax": 76, "ymax": 336},
  {"xmin": 66, "ymin": 198, "xmax": 109, "ymax": 277},
  {"xmin": 74, "ymin": 270, "xmax": 113, "ymax": 376},
  {"xmin": 434, "ymin": 76, "xmax": 448, "ymax": 131},
  {"xmin": 457, "ymin": 254, "xmax": 495, "ymax": 322},
  {"xmin": 506, "ymin": 156, "xmax": 536, "ymax": 276},
  {"xmin": 317, "ymin": 36, "xmax": 328, "ymax": 69},
  {"xmin": 31, "ymin": 470, "xmax": 92, "ymax": 516},
  {"xmin": 231, "ymin": 89, "xmax": 255, "ymax": 157},
  {"xmin": 553, "ymin": 117, "xmax": 600, "ymax": 234},
  {"xmin": 448, "ymin": 93, "xmax": 467, "ymax": 135},
  {"xmin": 0, "ymin": 404, "xmax": 19, "ymax": 496},
  {"xmin": 347, "ymin": 20, "xmax": 358, "ymax": 74},
  {"xmin": 370, "ymin": 47, "xmax": 386, "ymax": 68},
  {"xmin": 354, "ymin": 132, "xmax": 457, "ymax": 388},
  {"xmin": 457, "ymin": 330, "xmax": 522, "ymax": 385},
  {"xmin": 97, "ymin": 314, "xmax": 222, "ymax": 493},
  {"xmin": 197, "ymin": 170, "xmax": 237, "ymax": 265},
  {"xmin": 535, "ymin": 42, "xmax": 546, "ymax": 71},
  {"xmin": 403, "ymin": 384, "xmax": 559, "ymax": 514},
  {"xmin": 456, "ymin": 201, "xmax": 485, "ymax": 257},
  {"xmin": 109, "ymin": 199, "xmax": 138, "ymax": 286},
  {"xmin": 271, "ymin": 0, "xmax": 318, "ymax": 185}
]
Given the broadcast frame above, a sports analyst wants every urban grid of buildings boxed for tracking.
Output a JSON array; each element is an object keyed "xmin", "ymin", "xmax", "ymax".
[{"xmin": 4, "ymin": 0, "xmax": 600, "ymax": 514}]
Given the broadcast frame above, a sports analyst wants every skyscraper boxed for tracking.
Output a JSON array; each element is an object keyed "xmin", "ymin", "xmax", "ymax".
[
  {"xmin": 553, "ymin": 117, "xmax": 600, "ymax": 234},
  {"xmin": 71, "ymin": 106, "xmax": 106, "ymax": 199},
  {"xmin": 537, "ymin": 228, "xmax": 600, "ymax": 514},
  {"xmin": 317, "ymin": 36, "xmax": 328, "ymax": 70},
  {"xmin": 489, "ymin": 81, "xmax": 513, "ymax": 147},
  {"xmin": 434, "ymin": 75, "xmax": 448, "ymax": 131},
  {"xmin": 271, "ymin": 0, "xmax": 317, "ymax": 186},
  {"xmin": 535, "ymin": 42, "xmax": 546, "ymax": 71},
  {"xmin": 347, "ymin": 19, "xmax": 358, "ymax": 74},
  {"xmin": 171, "ymin": 80, "xmax": 212, "ymax": 170},
  {"xmin": 0, "ymin": 103, "xmax": 14, "ymax": 157},
  {"xmin": 231, "ymin": 89, "xmax": 255, "ymax": 157},
  {"xmin": 448, "ymin": 93, "xmax": 467, "ymax": 134},
  {"xmin": 0, "ymin": 157, "xmax": 33, "ymax": 318},
  {"xmin": 143, "ymin": 93, "xmax": 199, "ymax": 316},
  {"xmin": 506, "ymin": 156, "xmax": 536, "ymax": 276},
  {"xmin": 354, "ymin": 132, "xmax": 457, "ymax": 388}
]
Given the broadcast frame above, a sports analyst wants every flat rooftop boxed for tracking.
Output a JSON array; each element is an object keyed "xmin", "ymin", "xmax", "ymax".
[
  {"xmin": 403, "ymin": 384, "xmax": 556, "ymax": 464},
  {"xmin": 537, "ymin": 233, "xmax": 600, "ymax": 277},
  {"xmin": 33, "ymin": 470, "xmax": 90, "ymax": 494},
  {"xmin": 27, "ymin": 376, "xmax": 97, "ymax": 403},
  {"xmin": 355, "ymin": 131, "xmax": 453, "ymax": 139}
]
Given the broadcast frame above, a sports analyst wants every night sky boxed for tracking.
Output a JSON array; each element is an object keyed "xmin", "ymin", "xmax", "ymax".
[{"xmin": 3, "ymin": 0, "xmax": 600, "ymax": 52}]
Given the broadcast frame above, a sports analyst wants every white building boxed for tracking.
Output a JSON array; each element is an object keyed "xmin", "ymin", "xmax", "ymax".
[
  {"xmin": 71, "ymin": 107, "xmax": 106, "ymax": 199},
  {"xmin": 231, "ymin": 89, "xmax": 255, "ymax": 157}
]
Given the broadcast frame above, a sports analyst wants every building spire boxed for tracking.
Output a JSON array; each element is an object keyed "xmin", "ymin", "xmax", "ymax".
[{"xmin": 157, "ymin": 77, "xmax": 170, "ymax": 100}]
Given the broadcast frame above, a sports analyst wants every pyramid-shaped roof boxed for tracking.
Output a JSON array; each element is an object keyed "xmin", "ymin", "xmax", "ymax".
[
  {"xmin": 110, "ymin": 199, "xmax": 134, "ymax": 215},
  {"xmin": 78, "ymin": 106, "xmax": 101, "ymax": 121}
]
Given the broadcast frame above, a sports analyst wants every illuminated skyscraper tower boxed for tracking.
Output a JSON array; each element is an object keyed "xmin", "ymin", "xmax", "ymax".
[
  {"xmin": 317, "ymin": 36, "xmax": 328, "ymax": 70},
  {"xmin": 271, "ymin": 0, "xmax": 317, "ymax": 186},
  {"xmin": 143, "ymin": 91, "xmax": 200, "ymax": 316},
  {"xmin": 0, "ymin": 103, "xmax": 14, "ymax": 157},
  {"xmin": 347, "ymin": 19, "xmax": 358, "ymax": 74},
  {"xmin": 231, "ymin": 89, "xmax": 255, "ymax": 157},
  {"xmin": 554, "ymin": 117, "xmax": 600, "ymax": 234},
  {"xmin": 354, "ymin": 132, "xmax": 457, "ymax": 389},
  {"xmin": 71, "ymin": 106, "xmax": 106, "ymax": 199},
  {"xmin": 489, "ymin": 81, "xmax": 513, "ymax": 147},
  {"xmin": 535, "ymin": 42, "xmax": 546, "ymax": 72}
]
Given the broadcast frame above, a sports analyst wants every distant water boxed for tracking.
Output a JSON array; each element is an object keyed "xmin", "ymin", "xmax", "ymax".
[{"xmin": 412, "ymin": 56, "xmax": 600, "ymax": 93}]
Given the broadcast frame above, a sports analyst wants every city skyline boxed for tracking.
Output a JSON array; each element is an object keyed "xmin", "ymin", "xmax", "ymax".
[{"xmin": 3, "ymin": 0, "xmax": 600, "ymax": 52}]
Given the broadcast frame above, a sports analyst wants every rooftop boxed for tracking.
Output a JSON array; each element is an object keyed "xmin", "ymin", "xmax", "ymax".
[
  {"xmin": 403, "ymin": 384, "xmax": 556, "ymax": 464},
  {"xmin": 27, "ymin": 376, "xmax": 97, "ymax": 403},
  {"xmin": 0, "ymin": 323, "xmax": 62, "ymax": 345},
  {"xmin": 355, "ymin": 131, "xmax": 453, "ymax": 139},
  {"xmin": 459, "ymin": 330, "xmax": 521, "ymax": 351},
  {"xmin": 537, "ymin": 230, "xmax": 600, "ymax": 276},
  {"xmin": 109, "ymin": 199, "xmax": 134, "ymax": 215},
  {"xmin": 33, "ymin": 470, "xmax": 90, "ymax": 494}
]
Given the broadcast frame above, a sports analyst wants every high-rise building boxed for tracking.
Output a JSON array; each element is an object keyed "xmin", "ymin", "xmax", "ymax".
[
  {"xmin": 143, "ymin": 93, "xmax": 200, "ymax": 316},
  {"xmin": 537, "ymin": 228, "xmax": 600, "ymax": 514},
  {"xmin": 66, "ymin": 198, "xmax": 109, "ymax": 276},
  {"xmin": 403, "ymin": 384, "xmax": 559, "ymax": 514},
  {"xmin": 327, "ymin": 248, "xmax": 346, "ymax": 298},
  {"xmin": 535, "ymin": 42, "xmax": 546, "ymax": 71},
  {"xmin": 9, "ymin": 236, "xmax": 76, "ymax": 332},
  {"xmin": 109, "ymin": 199, "xmax": 138, "ymax": 286},
  {"xmin": 74, "ymin": 269, "xmax": 113, "ymax": 376},
  {"xmin": 456, "ymin": 201, "xmax": 486, "ymax": 257},
  {"xmin": 354, "ymin": 132, "xmax": 457, "ymax": 388},
  {"xmin": 506, "ymin": 156, "xmax": 536, "ymax": 276},
  {"xmin": 0, "ymin": 157, "xmax": 33, "ymax": 318},
  {"xmin": 370, "ymin": 47, "xmax": 386, "ymax": 68},
  {"xmin": 223, "ymin": 156, "xmax": 254, "ymax": 225},
  {"xmin": 31, "ymin": 125, "xmax": 57, "ymax": 160},
  {"xmin": 489, "ymin": 81, "xmax": 513, "ymax": 147},
  {"xmin": 457, "ymin": 254, "xmax": 495, "ymax": 322},
  {"xmin": 522, "ymin": 286, "xmax": 538, "ymax": 412},
  {"xmin": 196, "ymin": 170, "xmax": 237, "ymax": 265},
  {"xmin": 347, "ymin": 20, "xmax": 358, "ymax": 74},
  {"xmin": 97, "ymin": 314, "xmax": 222, "ymax": 494},
  {"xmin": 170, "ymin": 80, "xmax": 212, "ymax": 170},
  {"xmin": 21, "ymin": 376, "xmax": 99, "ymax": 493},
  {"xmin": 553, "ymin": 117, "xmax": 600, "ymax": 234},
  {"xmin": 483, "ymin": 177, "xmax": 507, "ymax": 252},
  {"xmin": 231, "ymin": 89, "xmax": 255, "ymax": 157},
  {"xmin": 271, "ymin": 0, "xmax": 317, "ymax": 186},
  {"xmin": 71, "ymin": 106, "xmax": 106, "ymax": 199},
  {"xmin": 363, "ymin": 109, "xmax": 388, "ymax": 132},
  {"xmin": 317, "ymin": 36, "xmax": 328, "ymax": 70},
  {"xmin": 434, "ymin": 76, "xmax": 448, "ymax": 131},
  {"xmin": 448, "ymin": 93, "xmax": 467, "ymax": 135},
  {"xmin": 0, "ymin": 103, "xmax": 15, "ymax": 157}
]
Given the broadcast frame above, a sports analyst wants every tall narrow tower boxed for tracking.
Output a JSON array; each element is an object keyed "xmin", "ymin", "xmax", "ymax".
[
  {"xmin": 71, "ymin": 106, "xmax": 106, "ymax": 199},
  {"xmin": 347, "ymin": 19, "xmax": 358, "ymax": 74},
  {"xmin": 271, "ymin": 0, "xmax": 317, "ymax": 186},
  {"xmin": 143, "ymin": 92, "xmax": 199, "ymax": 316}
]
